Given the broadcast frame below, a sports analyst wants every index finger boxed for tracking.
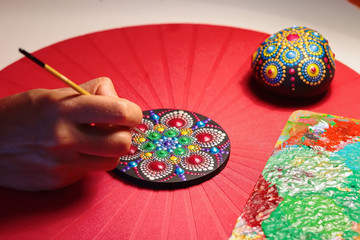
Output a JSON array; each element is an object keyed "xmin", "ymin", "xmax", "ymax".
[{"xmin": 63, "ymin": 95, "xmax": 143, "ymax": 127}]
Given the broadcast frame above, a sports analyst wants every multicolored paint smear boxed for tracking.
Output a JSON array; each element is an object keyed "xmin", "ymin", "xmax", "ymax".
[{"xmin": 230, "ymin": 110, "xmax": 360, "ymax": 240}]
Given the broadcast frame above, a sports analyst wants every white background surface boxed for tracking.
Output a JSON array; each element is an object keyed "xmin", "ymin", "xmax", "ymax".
[{"xmin": 1, "ymin": 0, "xmax": 359, "ymax": 73}]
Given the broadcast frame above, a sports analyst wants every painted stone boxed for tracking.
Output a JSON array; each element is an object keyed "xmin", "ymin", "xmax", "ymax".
[
  {"xmin": 114, "ymin": 109, "xmax": 230, "ymax": 189},
  {"xmin": 251, "ymin": 26, "xmax": 336, "ymax": 98}
]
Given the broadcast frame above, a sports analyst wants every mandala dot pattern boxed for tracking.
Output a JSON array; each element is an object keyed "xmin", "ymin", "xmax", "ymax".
[
  {"xmin": 114, "ymin": 109, "xmax": 231, "ymax": 188},
  {"xmin": 252, "ymin": 26, "xmax": 336, "ymax": 98}
]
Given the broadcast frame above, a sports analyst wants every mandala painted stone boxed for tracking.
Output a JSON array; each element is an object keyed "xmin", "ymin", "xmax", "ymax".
[
  {"xmin": 251, "ymin": 26, "xmax": 336, "ymax": 98},
  {"xmin": 114, "ymin": 109, "xmax": 231, "ymax": 188}
]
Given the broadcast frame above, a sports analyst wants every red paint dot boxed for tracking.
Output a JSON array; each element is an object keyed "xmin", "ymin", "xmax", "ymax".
[
  {"xmin": 290, "ymin": 77, "xmax": 296, "ymax": 82},
  {"xmin": 267, "ymin": 69, "xmax": 273, "ymax": 74},
  {"xmin": 137, "ymin": 124, "xmax": 148, "ymax": 132},
  {"xmin": 128, "ymin": 145, "xmax": 137, "ymax": 155},
  {"xmin": 324, "ymin": 57, "xmax": 329, "ymax": 63},
  {"xmin": 196, "ymin": 133, "xmax": 213, "ymax": 142},
  {"xmin": 310, "ymin": 66, "xmax": 316, "ymax": 73},
  {"xmin": 327, "ymin": 64, "xmax": 331, "ymax": 69},
  {"xmin": 187, "ymin": 155, "xmax": 204, "ymax": 165},
  {"xmin": 289, "ymin": 68, "xmax": 295, "ymax": 75},
  {"xmin": 291, "ymin": 84, "xmax": 295, "ymax": 87},
  {"xmin": 149, "ymin": 161, "xmax": 166, "ymax": 171},
  {"xmin": 286, "ymin": 34, "xmax": 299, "ymax": 41},
  {"xmin": 168, "ymin": 118, "xmax": 186, "ymax": 128}
]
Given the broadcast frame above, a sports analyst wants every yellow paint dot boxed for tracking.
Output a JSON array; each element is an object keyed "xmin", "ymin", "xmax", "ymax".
[
  {"xmin": 145, "ymin": 152, "xmax": 152, "ymax": 157},
  {"xmin": 157, "ymin": 127, "xmax": 165, "ymax": 132},
  {"xmin": 252, "ymin": 50, "xmax": 258, "ymax": 62},
  {"xmin": 181, "ymin": 130, "xmax": 189, "ymax": 135},
  {"xmin": 139, "ymin": 138, "xmax": 146, "ymax": 142},
  {"xmin": 170, "ymin": 156, "xmax": 177, "ymax": 161},
  {"xmin": 307, "ymin": 63, "xmax": 319, "ymax": 77},
  {"xmin": 266, "ymin": 65, "xmax": 278, "ymax": 79},
  {"xmin": 188, "ymin": 145, "xmax": 195, "ymax": 150}
]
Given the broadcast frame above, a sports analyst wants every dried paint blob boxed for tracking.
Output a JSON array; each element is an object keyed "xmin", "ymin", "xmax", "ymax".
[
  {"xmin": 114, "ymin": 109, "xmax": 230, "ymax": 189},
  {"xmin": 230, "ymin": 111, "xmax": 360, "ymax": 240},
  {"xmin": 251, "ymin": 26, "xmax": 335, "ymax": 98}
]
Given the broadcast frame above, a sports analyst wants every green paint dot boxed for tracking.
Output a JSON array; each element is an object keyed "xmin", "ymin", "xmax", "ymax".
[
  {"xmin": 148, "ymin": 131, "xmax": 162, "ymax": 140},
  {"xmin": 174, "ymin": 147, "xmax": 187, "ymax": 156},
  {"xmin": 178, "ymin": 136, "xmax": 192, "ymax": 145},
  {"xmin": 155, "ymin": 150, "xmax": 170, "ymax": 159},
  {"xmin": 165, "ymin": 129, "xmax": 179, "ymax": 138},
  {"xmin": 142, "ymin": 142, "xmax": 156, "ymax": 151}
]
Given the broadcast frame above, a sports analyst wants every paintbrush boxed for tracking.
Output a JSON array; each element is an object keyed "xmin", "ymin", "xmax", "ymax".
[{"xmin": 19, "ymin": 48, "xmax": 146, "ymax": 137}]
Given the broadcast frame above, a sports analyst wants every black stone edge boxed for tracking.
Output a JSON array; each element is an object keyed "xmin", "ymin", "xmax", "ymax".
[{"xmin": 112, "ymin": 148, "xmax": 230, "ymax": 190}]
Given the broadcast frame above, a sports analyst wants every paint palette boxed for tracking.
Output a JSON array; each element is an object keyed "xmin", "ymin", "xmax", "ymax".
[
  {"xmin": 230, "ymin": 110, "xmax": 360, "ymax": 239},
  {"xmin": 114, "ymin": 109, "xmax": 231, "ymax": 189}
]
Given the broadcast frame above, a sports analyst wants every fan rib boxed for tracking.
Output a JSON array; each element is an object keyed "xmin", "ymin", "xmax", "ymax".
[
  {"xmin": 52, "ymin": 45, "xmax": 95, "ymax": 80},
  {"xmin": 186, "ymin": 188, "xmax": 200, "ymax": 240},
  {"xmin": 222, "ymin": 168, "xmax": 256, "ymax": 194},
  {"xmin": 202, "ymin": 60, "xmax": 249, "ymax": 113},
  {"xmin": 121, "ymin": 29, "xmax": 164, "ymax": 108},
  {"xmin": 158, "ymin": 26, "xmax": 176, "ymax": 108},
  {"xmin": 212, "ymin": 174, "xmax": 249, "ymax": 211},
  {"xmin": 92, "ymin": 189, "xmax": 141, "ymax": 239},
  {"xmin": 182, "ymin": 26, "xmax": 198, "ymax": 109},
  {"xmin": 230, "ymin": 152, "xmax": 267, "ymax": 162},
  {"xmin": 217, "ymin": 172, "xmax": 251, "ymax": 198},
  {"xmin": 160, "ymin": 191, "xmax": 174, "ymax": 240},
  {"xmin": 228, "ymin": 160, "xmax": 265, "ymax": 173},
  {"xmin": 84, "ymin": 35, "xmax": 152, "ymax": 109},
  {"xmin": 128, "ymin": 191, "xmax": 158, "ymax": 240},
  {"xmin": 205, "ymin": 179, "xmax": 243, "ymax": 222},
  {"xmin": 192, "ymin": 28, "xmax": 234, "ymax": 110},
  {"xmin": 211, "ymin": 177, "xmax": 243, "ymax": 212},
  {"xmin": 199, "ymin": 184, "xmax": 229, "ymax": 238}
]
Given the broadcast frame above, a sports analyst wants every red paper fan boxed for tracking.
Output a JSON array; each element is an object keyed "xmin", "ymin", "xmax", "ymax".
[{"xmin": 0, "ymin": 24, "xmax": 359, "ymax": 240}]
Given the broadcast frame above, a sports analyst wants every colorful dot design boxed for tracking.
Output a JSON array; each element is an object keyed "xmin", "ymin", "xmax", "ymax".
[
  {"xmin": 251, "ymin": 26, "xmax": 335, "ymax": 97},
  {"xmin": 261, "ymin": 59, "xmax": 285, "ymax": 86},
  {"xmin": 261, "ymin": 43, "xmax": 279, "ymax": 59},
  {"xmin": 299, "ymin": 59, "xmax": 326, "ymax": 85},
  {"xmin": 114, "ymin": 109, "xmax": 231, "ymax": 188},
  {"xmin": 280, "ymin": 47, "xmax": 302, "ymax": 66}
]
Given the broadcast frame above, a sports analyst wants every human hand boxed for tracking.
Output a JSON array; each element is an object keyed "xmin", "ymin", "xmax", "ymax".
[{"xmin": 0, "ymin": 77, "xmax": 142, "ymax": 191}]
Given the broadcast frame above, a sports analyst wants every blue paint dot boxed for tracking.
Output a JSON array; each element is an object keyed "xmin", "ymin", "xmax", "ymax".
[
  {"xmin": 128, "ymin": 161, "xmax": 138, "ymax": 168},
  {"xmin": 196, "ymin": 121, "xmax": 205, "ymax": 127},
  {"xmin": 310, "ymin": 44, "xmax": 319, "ymax": 52},
  {"xmin": 286, "ymin": 51, "xmax": 296, "ymax": 59},
  {"xmin": 267, "ymin": 45, "xmax": 275, "ymax": 53},
  {"xmin": 175, "ymin": 167, "xmax": 185, "ymax": 175},
  {"xmin": 210, "ymin": 147, "xmax": 219, "ymax": 154},
  {"xmin": 150, "ymin": 114, "xmax": 160, "ymax": 121}
]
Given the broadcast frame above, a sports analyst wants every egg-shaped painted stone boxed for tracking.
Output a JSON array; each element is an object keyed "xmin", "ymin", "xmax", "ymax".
[{"xmin": 251, "ymin": 26, "xmax": 335, "ymax": 98}]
